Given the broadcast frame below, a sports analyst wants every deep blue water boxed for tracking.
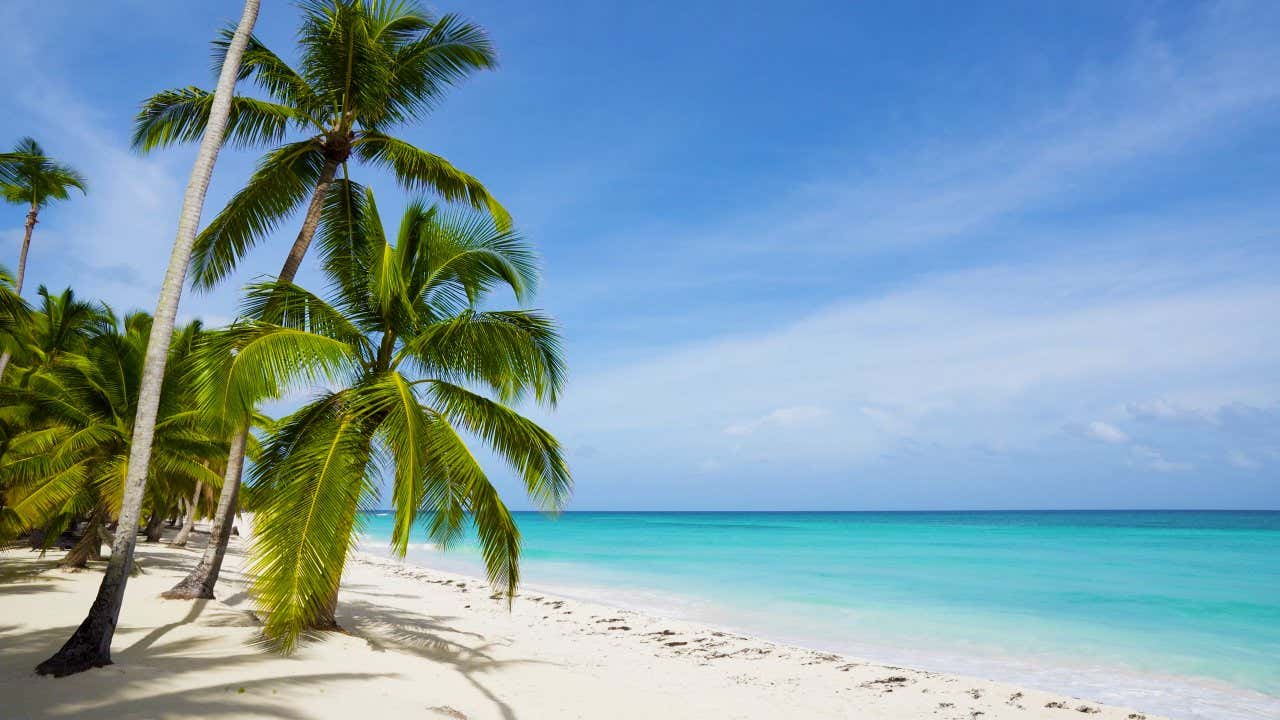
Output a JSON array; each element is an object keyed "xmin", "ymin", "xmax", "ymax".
[{"xmin": 358, "ymin": 511, "xmax": 1280, "ymax": 719}]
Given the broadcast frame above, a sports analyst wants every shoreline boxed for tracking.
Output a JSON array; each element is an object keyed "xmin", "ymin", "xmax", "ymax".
[
  {"xmin": 0, "ymin": 529, "xmax": 1211, "ymax": 719},
  {"xmin": 353, "ymin": 549, "xmax": 1279, "ymax": 720}
]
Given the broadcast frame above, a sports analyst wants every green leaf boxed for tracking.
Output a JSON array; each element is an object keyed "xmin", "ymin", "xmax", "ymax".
[{"xmin": 190, "ymin": 140, "xmax": 327, "ymax": 290}]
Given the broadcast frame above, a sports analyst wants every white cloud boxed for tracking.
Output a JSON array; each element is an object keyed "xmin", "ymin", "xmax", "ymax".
[
  {"xmin": 1130, "ymin": 445, "xmax": 1193, "ymax": 473},
  {"xmin": 552, "ymin": 254, "xmax": 1280, "ymax": 475},
  {"xmin": 668, "ymin": 3, "xmax": 1280, "ymax": 265},
  {"xmin": 1085, "ymin": 421, "xmax": 1130, "ymax": 444},
  {"xmin": 1126, "ymin": 399, "xmax": 1219, "ymax": 424},
  {"xmin": 723, "ymin": 405, "xmax": 829, "ymax": 437}
]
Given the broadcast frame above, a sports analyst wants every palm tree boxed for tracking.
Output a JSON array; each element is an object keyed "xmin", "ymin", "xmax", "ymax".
[
  {"xmin": 0, "ymin": 138, "xmax": 87, "ymax": 293},
  {"xmin": 225, "ymin": 189, "xmax": 568, "ymax": 651},
  {"xmin": 3, "ymin": 287, "xmax": 104, "ymax": 385},
  {"xmin": 34, "ymin": 0, "xmax": 260, "ymax": 678},
  {"xmin": 132, "ymin": 0, "xmax": 506, "ymax": 291},
  {"xmin": 152, "ymin": 0, "xmax": 505, "ymax": 604},
  {"xmin": 0, "ymin": 139, "xmax": 87, "ymax": 380},
  {"xmin": 0, "ymin": 287, "xmax": 107, "ymax": 544}
]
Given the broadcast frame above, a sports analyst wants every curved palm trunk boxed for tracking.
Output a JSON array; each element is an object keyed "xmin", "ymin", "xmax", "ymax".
[
  {"xmin": 0, "ymin": 204, "xmax": 36, "ymax": 380},
  {"xmin": 61, "ymin": 509, "xmax": 106, "ymax": 569},
  {"xmin": 170, "ymin": 481, "xmax": 202, "ymax": 547},
  {"xmin": 163, "ymin": 428, "xmax": 246, "ymax": 599},
  {"xmin": 277, "ymin": 158, "xmax": 338, "ymax": 285},
  {"xmin": 34, "ymin": 0, "xmax": 260, "ymax": 678},
  {"xmin": 179, "ymin": 157, "xmax": 339, "ymax": 599}
]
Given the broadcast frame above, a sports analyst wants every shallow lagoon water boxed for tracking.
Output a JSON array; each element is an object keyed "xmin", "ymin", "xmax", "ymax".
[{"xmin": 359, "ymin": 511, "xmax": 1280, "ymax": 719}]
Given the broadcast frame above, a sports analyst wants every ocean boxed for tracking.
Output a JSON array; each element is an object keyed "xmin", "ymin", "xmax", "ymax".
[{"xmin": 357, "ymin": 510, "xmax": 1280, "ymax": 720}]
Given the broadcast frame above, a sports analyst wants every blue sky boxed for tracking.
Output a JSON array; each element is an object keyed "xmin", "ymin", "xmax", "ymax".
[{"xmin": 1, "ymin": 1, "xmax": 1277, "ymax": 510}]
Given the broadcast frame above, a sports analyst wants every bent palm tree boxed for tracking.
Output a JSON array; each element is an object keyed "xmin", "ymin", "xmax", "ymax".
[
  {"xmin": 229, "ymin": 190, "xmax": 567, "ymax": 651},
  {"xmin": 133, "ymin": 0, "xmax": 505, "ymax": 291},
  {"xmin": 0, "ymin": 139, "xmax": 87, "ymax": 380},
  {"xmin": 35, "ymin": 0, "xmax": 260, "ymax": 678},
  {"xmin": 154, "ymin": 1, "xmax": 504, "ymax": 602}
]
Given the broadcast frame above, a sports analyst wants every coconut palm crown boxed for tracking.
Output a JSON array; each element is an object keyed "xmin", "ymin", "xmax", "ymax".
[
  {"xmin": 0, "ymin": 138, "xmax": 87, "ymax": 293},
  {"xmin": 132, "ymin": 0, "xmax": 506, "ymax": 289},
  {"xmin": 218, "ymin": 188, "xmax": 567, "ymax": 650}
]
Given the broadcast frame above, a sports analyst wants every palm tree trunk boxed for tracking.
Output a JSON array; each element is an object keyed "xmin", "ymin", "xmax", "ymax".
[
  {"xmin": 0, "ymin": 205, "xmax": 36, "ymax": 380},
  {"xmin": 15, "ymin": 204, "xmax": 37, "ymax": 293},
  {"xmin": 174, "ymin": 160, "xmax": 337, "ymax": 600},
  {"xmin": 163, "ymin": 427, "xmax": 247, "ymax": 599},
  {"xmin": 171, "ymin": 481, "xmax": 202, "ymax": 547},
  {"xmin": 143, "ymin": 511, "xmax": 165, "ymax": 543},
  {"xmin": 276, "ymin": 158, "xmax": 338, "ymax": 284},
  {"xmin": 313, "ymin": 589, "xmax": 343, "ymax": 631},
  {"xmin": 61, "ymin": 509, "xmax": 105, "ymax": 569},
  {"xmin": 34, "ymin": 0, "xmax": 260, "ymax": 678}
]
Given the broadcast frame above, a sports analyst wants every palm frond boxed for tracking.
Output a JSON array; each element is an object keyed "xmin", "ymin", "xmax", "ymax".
[
  {"xmin": 190, "ymin": 140, "xmax": 326, "ymax": 289},
  {"xmin": 396, "ymin": 309, "xmax": 565, "ymax": 404},
  {"xmin": 132, "ymin": 87, "xmax": 308, "ymax": 152},
  {"xmin": 419, "ymin": 413, "xmax": 521, "ymax": 600},
  {"xmin": 248, "ymin": 396, "xmax": 375, "ymax": 651},
  {"xmin": 410, "ymin": 205, "xmax": 538, "ymax": 313},
  {"xmin": 353, "ymin": 133, "xmax": 509, "ymax": 227},
  {"xmin": 213, "ymin": 29, "xmax": 326, "ymax": 126},
  {"xmin": 424, "ymin": 380, "xmax": 571, "ymax": 510},
  {"xmin": 379, "ymin": 13, "xmax": 496, "ymax": 125},
  {"xmin": 345, "ymin": 371, "xmax": 431, "ymax": 554},
  {"xmin": 197, "ymin": 322, "xmax": 362, "ymax": 419}
]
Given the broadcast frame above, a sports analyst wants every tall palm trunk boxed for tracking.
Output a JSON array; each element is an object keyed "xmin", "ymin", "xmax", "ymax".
[
  {"xmin": 163, "ymin": 428, "xmax": 246, "ymax": 599},
  {"xmin": 168, "ymin": 160, "xmax": 340, "ymax": 602},
  {"xmin": 171, "ymin": 481, "xmax": 202, "ymax": 547},
  {"xmin": 34, "ymin": 0, "xmax": 260, "ymax": 677},
  {"xmin": 0, "ymin": 204, "xmax": 36, "ymax": 380},
  {"xmin": 15, "ymin": 204, "xmax": 37, "ymax": 293},
  {"xmin": 276, "ymin": 158, "xmax": 338, "ymax": 284}
]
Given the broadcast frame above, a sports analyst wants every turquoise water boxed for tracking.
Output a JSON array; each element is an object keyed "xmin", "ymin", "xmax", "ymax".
[{"xmin": 358, "ymin": 511, "xmax": 1280, "ymax": 719}]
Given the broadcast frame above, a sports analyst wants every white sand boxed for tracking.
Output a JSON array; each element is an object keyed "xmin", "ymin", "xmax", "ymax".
[{"xmin": 0, "ymin": 528, "xmax": 1165, "ymax": 720}]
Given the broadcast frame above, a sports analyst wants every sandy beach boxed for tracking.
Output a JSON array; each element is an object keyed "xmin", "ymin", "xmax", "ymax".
[{"xmin": 0, "ymin": 525, "xmax": 1166, "ymax": 720}]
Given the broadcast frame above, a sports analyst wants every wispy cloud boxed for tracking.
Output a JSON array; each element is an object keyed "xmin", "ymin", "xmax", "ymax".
[
  {"xmin": 1126, "ymin": 400, "xmax": 1218, "ymax": 424},
  {"xmin": 554, "ymin": 253, "xmax": 1280, "ymax": 482},
  {"xmin": 723, "ymin": 405, "xmax": 829, "ymax": 437},
  {"xmin": 1130, "ymin": 445, "xmax": 1192, "ymax": 473},
  {"xmin": 1085, "ymin": 422, "xmax": 1130, "ymax": 445}
]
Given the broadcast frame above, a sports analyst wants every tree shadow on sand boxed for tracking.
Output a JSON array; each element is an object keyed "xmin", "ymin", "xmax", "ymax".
[
  {"xmin": 2, "ymin": 550, "xmax": 547, "ymax": 720},
  {"xmin": 0, "ymin": 621, "xmax": 394, "ymax": 719},
  {"xmin": 335, "ymin": 597, "xmax": 559, "ymax": 720}
]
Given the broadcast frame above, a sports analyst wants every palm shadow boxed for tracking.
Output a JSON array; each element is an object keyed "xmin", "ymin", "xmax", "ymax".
[{"xmin": 337, "ymin": 597, "xmax": 558, "ymax": 720}]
